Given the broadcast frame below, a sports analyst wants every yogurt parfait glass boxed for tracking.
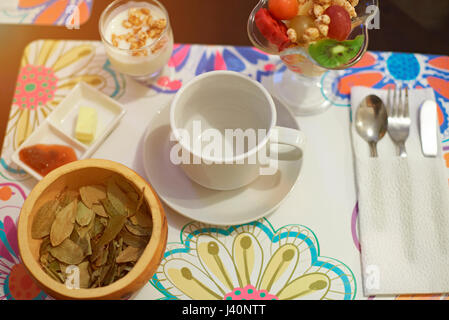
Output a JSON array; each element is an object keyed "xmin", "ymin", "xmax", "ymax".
[
  {"xmin": 248, "ymin": 0, "xmax": 379, "ymax": 115},
  {"xmin": 100, "ymin": 0, "xmax": 174, "ymax": 86}
]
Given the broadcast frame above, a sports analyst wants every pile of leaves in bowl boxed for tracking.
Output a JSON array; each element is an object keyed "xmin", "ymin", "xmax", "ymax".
[{"xmin": 31, "ymin": 176, "xmax": 153, "ymax": 289}]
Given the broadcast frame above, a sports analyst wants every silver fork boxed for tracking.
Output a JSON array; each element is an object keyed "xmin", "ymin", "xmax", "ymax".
[{"xmin": 387, "ymin": 87, "xmax": 411, "ymax": 157}]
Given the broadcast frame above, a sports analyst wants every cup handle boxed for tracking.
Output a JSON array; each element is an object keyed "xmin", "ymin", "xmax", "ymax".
[
  {"xmin": 269, "ymin": 126, "xmax": 306, "ymax": 151},
  {"xmin": 259, "ymin": 126, "xmax": 305, "ymax": 176}
]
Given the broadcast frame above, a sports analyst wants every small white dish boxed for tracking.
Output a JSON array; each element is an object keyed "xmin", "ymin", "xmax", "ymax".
[
  {"xmin": 142, "ymin": 96, "xmax": 304, "ymax": 225},
  {"xmin": 12, "ymin": 82, "xmax": 126, "ymax": 180},
  {"xmin": 47, "ymin": 82, "xmax": 126, "ymax": 151}
]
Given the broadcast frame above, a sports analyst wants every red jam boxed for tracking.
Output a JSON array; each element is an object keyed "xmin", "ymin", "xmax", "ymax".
[{"xmin": 19, "ymin": 144, "xmax": 77, "ymax": 177}]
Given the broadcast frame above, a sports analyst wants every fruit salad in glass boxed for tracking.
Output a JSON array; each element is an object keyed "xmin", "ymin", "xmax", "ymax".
[{"xmin": 248, "ymin": 0, "xmax": 378, "ymax": 115}]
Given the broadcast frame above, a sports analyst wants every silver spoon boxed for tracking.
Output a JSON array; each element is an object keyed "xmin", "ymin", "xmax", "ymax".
[{"xmin": 355, "ymin": 95, "xmax": 388, "ymax": 157}]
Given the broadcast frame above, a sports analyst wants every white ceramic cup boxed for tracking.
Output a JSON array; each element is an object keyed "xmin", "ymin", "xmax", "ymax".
[{"xmin": 170, "ymin": 71, "xmax": 305, "ymax": 191}]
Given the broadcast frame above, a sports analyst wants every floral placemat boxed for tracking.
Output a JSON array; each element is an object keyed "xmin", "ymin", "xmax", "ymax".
[
  {"xmin": 1, "ymin": 39, "xmax": 449, "ymax": 300},
  {"xmin": 0, "ymin": 0, "xmax": 93, "ymax": 26}
]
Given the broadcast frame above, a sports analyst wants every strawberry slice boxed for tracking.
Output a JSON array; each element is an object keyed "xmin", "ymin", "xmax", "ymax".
[{"xmin": 255, "ymin": 8, "xmax": 291, "ymax": 51}]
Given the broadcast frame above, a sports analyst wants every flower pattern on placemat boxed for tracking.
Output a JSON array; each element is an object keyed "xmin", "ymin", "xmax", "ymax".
[
  {"xmin": 0, "ymin": 0, "xmax": 93, "ymax": 26},
  {"xmin": 0, "ymin": 41, "xmax": 448, "ymax": 301},
  {"xmin": 192, "ymin": 46, "xmax": 272, "ymax": 80},
  {"xmin": 149, "ymin": 45, "xmax": 272, "ymax": 95},
  {"xmin": 320, "ymin": 52, "xmax": 449, "ymax": 139},
  {"xmin": 150, "ymin": 219, "xmax": 357, "ymax": 300},
  {"xmin": 0, "ymin": 183, "xmax": 47, "ymax": 300},
  {"xmin": 1, "ymin": 39, "xmax": 126, "ymax": 182}
]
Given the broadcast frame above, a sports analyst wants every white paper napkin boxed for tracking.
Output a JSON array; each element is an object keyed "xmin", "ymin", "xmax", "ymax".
[{"xmin": 351, "ymin": 86, "xmax": 449, "ymax": 296}]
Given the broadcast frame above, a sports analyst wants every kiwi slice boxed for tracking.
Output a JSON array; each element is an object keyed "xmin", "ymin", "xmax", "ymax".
[{"xmin": 308, "ymin": 35, "xmax": 365, "ymax": 69}]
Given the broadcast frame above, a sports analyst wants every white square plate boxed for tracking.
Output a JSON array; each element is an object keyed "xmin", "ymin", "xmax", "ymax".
[{"xmin": 11, "ymin": 82, "xmax": 126, "ymax": 180}]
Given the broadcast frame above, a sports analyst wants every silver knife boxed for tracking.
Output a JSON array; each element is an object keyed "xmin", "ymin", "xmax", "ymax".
[{"xmin": 419, "ymin": 100, "xmax": 438, "ymax": 157}]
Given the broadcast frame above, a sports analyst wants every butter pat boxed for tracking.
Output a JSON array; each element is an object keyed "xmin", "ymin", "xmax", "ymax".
[{"xmin": 75, "ymin": 106, "xmax": 97, "ymax": 143}]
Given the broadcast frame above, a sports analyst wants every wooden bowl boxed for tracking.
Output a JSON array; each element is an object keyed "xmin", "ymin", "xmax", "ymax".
[{"xmin": 17, "ymin": 159, "xmax": 168, "ymax": 300}]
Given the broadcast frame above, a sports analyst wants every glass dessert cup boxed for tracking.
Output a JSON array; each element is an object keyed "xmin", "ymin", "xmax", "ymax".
[
  {"xmin": 248, "ymin": 0, "xmax": 379, "ymax": 116},
  {"xmin": 99, "ymin": 0, "xmax": 174, "ymax": 86}
]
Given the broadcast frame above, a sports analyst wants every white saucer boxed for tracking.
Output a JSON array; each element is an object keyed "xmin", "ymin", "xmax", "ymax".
[{"xmin": 142, "ymin": 96, "xmax": 304, "ymax": 225}]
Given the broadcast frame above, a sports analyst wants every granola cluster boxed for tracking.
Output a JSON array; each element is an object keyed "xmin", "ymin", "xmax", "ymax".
[
  {"xmin": 310, "ymin": 0, "xmax": 358, "ymax": 18},
  {"xmin": 111, "ymin": 7, "xmax": 167, "ymax": 56},
  {"xmin": 287, "ymin": 0, "xmax": 358, "ymax": 46}
]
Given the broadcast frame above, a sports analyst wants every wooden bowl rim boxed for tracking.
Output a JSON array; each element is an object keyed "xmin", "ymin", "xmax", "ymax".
[{"xmin": 18, "ymin": 159, "xmax": 167, "ymax": 299}]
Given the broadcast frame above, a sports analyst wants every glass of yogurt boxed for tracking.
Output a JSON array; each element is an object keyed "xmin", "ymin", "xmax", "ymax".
[{"xmin": 100, "ymin": 0, "xmax": 174, "ymax": 84}]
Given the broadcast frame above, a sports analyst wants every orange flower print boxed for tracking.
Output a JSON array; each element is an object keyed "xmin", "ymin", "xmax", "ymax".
[
  {"xmin": 17, "ymin": 0, "xmax": 92, "ymax": 26},
  {"xmin": 0, "ymin": 216, "xmax": 47, "ymax": 300},
  {"xmin": 0, "ymin": 187, "xmax": 13, "ymax": 202}
]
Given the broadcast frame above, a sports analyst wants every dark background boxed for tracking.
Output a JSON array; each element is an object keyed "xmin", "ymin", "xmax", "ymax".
[{"xmin": 0, "ymin": 0, "xmax": 448, "ymax": 150}]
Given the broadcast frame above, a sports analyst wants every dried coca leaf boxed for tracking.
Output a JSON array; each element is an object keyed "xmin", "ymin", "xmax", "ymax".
[
  {"xmin": 78, "ymin": 261, "xmax": 90, "ymax": 289},
  {"xmin": 126, "ymin": 200, "xmax": 137, "ymax": 218},
  {"xmin": 107, "ymin": 240, "xmax": 118, "ymax": 265},
  {"xmin": 59, "ymin": 262, "xmax": 68, "ymax": 275},
  {"xmin": 46, "ymin": 252, "xmax": 56, "ymax": 264},
  {"xmin": 92, "ymin": 203, "xmax": 108, "ymax": 217},
  {"xmin": 70, "ymin": 230, "xmax": 92, "ymax": 257},
  {"xmin": 116, "ymin": 246, "xmax": 144, "ymax": 263},
  {"xmin": 45, "ymin": 260, "xmax": 66, "ymax": 283},
  {"xmin": 84, "ymin": 238, "xmax": 93, "ymax": 256},
  {"xmin": 113, "ymin": 175, "xmax": 137, "ymax": 194},
  {"xmin": 58, "ymin": 190, "xmax": 79, "ymax": 208},
  {"xmin": 48, "ymin": 260, "xmax": 61, "ymax": 273},
  {"xmin": 76, "ymin": 201, "xmax": 94, "ymax": 226},
  {"xmin": 117, "ymin": 264, "xmax": 127, "ymax": 278},
  {"xmin": 31, "ymin": 200, "xmax": 58, "ymax": 239},
  {"xmin": 38, "ymin": 175, "xmax": 152, "ymax": 289},
  {"xmin": 135, "ymin": 187, "xmax": 145, "ymax": 212},
  {"xmin": 100, "ymin": 198, "xmax": 123, "ymax": 217},
  {"xmin": 103, "ymin": 263, "xmax": 118, "ymax": 286},
  {"xmin": 95, "ymin": 244, "xmax": 109, "ymax": 268},
  {"xmin": 107, "ymin": 179, "xmax": 129, "ymax": 216},
  {"xmin": 91, "ymin": 214, "xmax": 124, "ymax": 262},
  {"xmin": 90, "ymin": 268, "xmax": 101, "ymax": 288},
  {"xmin": 76, "ymin": 213, "xmax": 95, "ymax": 238},
  {"xmin": 117, "ymin": 237, "xmax": 124, "ymax": 249},
  {"xmin": 80, "ymin": 185, "xmax": 106, "ymax": 208},
  {"xmin": 98, "ymin": 264, "xmax": 111, "ymax": 285},
  {"xmin": 119, "ymin": 228, "xmax": 149, "ymax": 248},
  {"xmin": 101, "ymin": 244, "xmax": 118, "ymax": 286},
  {"xmin": 123, "ymin": 264, "xmax": 134, "ymax": 273},
  {"xmin": 115, "ymin": 239, "xmax": 124, "ymax": 261},
  {"xmin": 40, "ymin": 252, "xmax": 50, "ymax": 266},
  {"xmin": 129, "ymin": 207, "xmax": 152, "ymax": 228},
  {"xmin": 95, "ymin": 215, "xmax": 126, "ymax": 251},
  {"xmin": 125, "ymin": 221, "xmax": 152, "ymax": 236},
  {"xmin": 90, "ymin": 218, "xmax": 105, "ymax": 239},
  {"xmin": 49, "ymin": 238, "xmax": 84, "ymax": 265},
  {"xmin": 127, "ymin": 191, "xmax": 139, "ymax": 203},
  {"xmin": 39, "ymin": 237, "xmax": 52, "ymax": 265},
  {"xmin": 69, "ymin": 228, "xmax": 78, "ymax": 241},
  {"xmin": 92, "ymin": 244, "xmax": 104, "ymax": 267},
  {"xmin": 43, "ymin": 264, "xmax": 62, "ymax": 282},
  {"xmin": 50, "ymin": 200, "xmax": 77, "ymax": 246},
  {"xmin": 39, "ymin": 237, "xmax": 52, "ymax": 257}
]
